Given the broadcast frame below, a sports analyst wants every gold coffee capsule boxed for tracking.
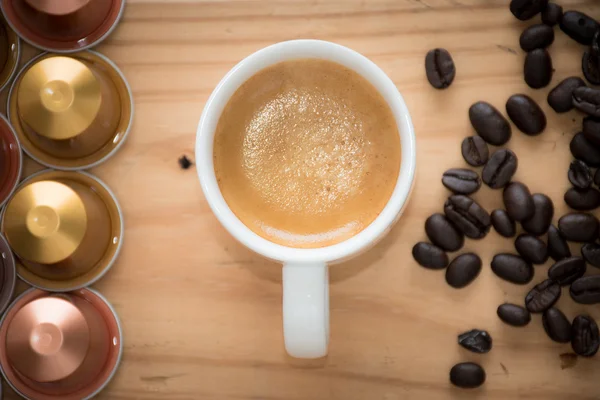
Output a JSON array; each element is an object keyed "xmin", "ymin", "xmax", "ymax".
[
  {"xmin": 8, "ymin": 51, "xmax": 133, "ymax": 170},
  {"xmin": 1, "ymin": 169, "xmax": 123, "ymax": 291},
  {"xmin": 0, "ymin": 14, "xmax": 20, "ymax": 92}
]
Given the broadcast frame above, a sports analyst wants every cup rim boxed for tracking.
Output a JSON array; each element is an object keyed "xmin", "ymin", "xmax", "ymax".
[{"xmin": 196, "ymin": 39, "xmax": 416, "ymax": 263}]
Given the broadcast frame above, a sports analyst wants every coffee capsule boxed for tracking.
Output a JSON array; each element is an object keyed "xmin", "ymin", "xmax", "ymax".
[
  {"xmin": 0, "ymin": 233, "xmax": 16, "ymax": 315},
  {"xmin": 0, "ymin": 14, "xmax": 19, "ymax": 92},
  {"xmin": 0, "ymin": 287, "xmax": 122, "ymax": 400},
  {"xmin": 0, "ymin": 114, "xmax": 22, "ymax": 208},
  {"xmin": 7, "ymin": 51, "xmax": 133, "ymax": 170},
  {"xmin": 1, "ymin": 0, "xmax": 125, "ymax": 52},
  {"xmin": 1, "ymin": 169, "xmax": 123, "ymax": 291}
]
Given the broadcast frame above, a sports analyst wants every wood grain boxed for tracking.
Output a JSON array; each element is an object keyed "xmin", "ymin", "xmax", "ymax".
[{"xmin": 5, "ymin": 0, "xmax": 600, "ymax": 399}]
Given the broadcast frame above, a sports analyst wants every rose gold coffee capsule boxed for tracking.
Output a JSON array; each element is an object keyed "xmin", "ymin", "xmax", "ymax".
[
  {"xmin": 0, "ymin": 287, "xmax": 122, "ymax": 400},
  {"xmin": 1, "ymin": 169, "xmax": 123, "ymax": 291},
  {"xmin": 1, "ymin": 0, "xmax": 125, "ymax": 52},
  {"xmin": 0, "ymin": 14, "xmax": 19, "ymax": 92},
  {"xmin": 7, "ymin": 51, "xmax": 133, "ymax": 170},
  {"xmin": 0, "ymin": 114, "xmax": 22, "ymax": 208}
]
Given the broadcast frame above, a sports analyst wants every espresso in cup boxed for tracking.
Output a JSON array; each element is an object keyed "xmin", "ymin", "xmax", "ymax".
[{"xmin": 214, "ymin": 59, "xmax": 401, "ymax": 248}]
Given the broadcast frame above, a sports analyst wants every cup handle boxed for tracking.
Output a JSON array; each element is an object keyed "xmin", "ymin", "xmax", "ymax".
[{"xmin": 282, "ymin": 262, "xmax": 329, "ymax": 358}]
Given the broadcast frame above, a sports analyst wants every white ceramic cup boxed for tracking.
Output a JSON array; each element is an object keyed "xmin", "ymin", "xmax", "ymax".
[{"xmin": 196, "ymin": 40, "xmax": 416, "ymax": 358}]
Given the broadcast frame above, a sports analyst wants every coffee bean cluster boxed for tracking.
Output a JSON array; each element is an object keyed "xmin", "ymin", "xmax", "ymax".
[{"xmin": 420, "ymin": 0, "xmax": 600, "ymax": 389}]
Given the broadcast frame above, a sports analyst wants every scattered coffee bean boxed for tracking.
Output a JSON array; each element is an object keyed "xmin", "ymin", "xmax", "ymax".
[
  {"xmin": 506, "ymin": 94, "xmax": 546, "ymax": 135},
  {"xmin": 547, "ymin": 77, "xmax": 586, "ymax": 113},
  {"xmin": 548, "ymin": 256, "xmax": 586, "ymax": 285},
  {"xmin": 595, "ymin": 169, "xmax": 600, "ymax": 188},
  {"xmin": 520, "ymin": 24, "xmax": 555, "ymax": 51},
  {"xmin": 564, "ymin": 187, "xmax": 600, "ymax": 211},
  {"xmin": 583, "ymin": 117, "xmax": 600, "ymax": 147},
  {"xmin": 461, "ymin": 136, "xmax": 489, "ymax": 167},
  {"xmin": 524, "ymin": 49, "xmax": 553, "ymax": 89},
  {"xmin": 491, "ymin": 209, "xmax": 516, "ymax": 238},
  {"xmin": 497, "ymin": 303, "xmax": 531, "ymax": 326},
  {"xmin": 482, "ymin": 149, "xmax": 518, "ymax": 189},
  {"xmin": 581, "ymin": 242, "xmax": 600, "ymax": 268},
  {"xmin": 541, "ymin": 2, "xmax": 563, "ymax": 26},
  {"xmin": 570, "ymin": 132, "xmax": 600, "ymax": 167},
  {"xmin": 442, "ymin": 168, "xmax": 481, "ymax": 195},
  {"xmin": 570, "ymin": 275, "xmax": 600, "ymax": 304},
  {"xmin": 582, "ymin": 50, "xmax": 600, "ymax": 85},
  {"xmin": 449, "ymin": 362, "xmax": 486, "ymax": 389},
  {"xmin": 547, "ymin": 224, "xmax": 571, "ymax": 261},
  {"xmin": 503, "ymin": 182, "xmax": 534, "ymax": 221},
  {"xmin": 510, "ymin": 0, "xmax": 548, "ymax": 21},
  {"xmin": 522, "ymin": 194, "xmax": 554, "ymax": 235},
  {"xmin": 412, "ymin": 242, "xmax": 449, "ymax": 270},
  {"xmin": 425, "ymin": 213, "xmax": 464, "ymax": 252},
  {"xmin": 568, "ymin": 160, "xmax": 593, "ymax": 189},
  {"xmin": 571, "ymin": 315, "xmax": 599, "ymax": 357},
  {"xmin": 543, "ymin": 307, "xmax": 572, "ymax": 343},
  {"xmin": 515, "ymin": 234, "xmax": 548, "ymax": 264},
  {"xmin": 558, "ymin": 212, "xmax": 599, "ymax": 242},
  {"xmin": 425, "ymin": 48, "xmax": 455, "ymax": 89},
  {"xmin": 446, "ymin": 253, "xmax": 482, "ymax": 288},
  {"xmin": 458, "ymin": 329, "xmax": 492, "ymax": 354},
  {"xmin": 444, "ymin": 195, "xmax": 491, "ymax": 239},
  {"xmin": 560, "ymin": 11, "xmax": 600, "ymax": 45},
  {"xmin": 491, "ymin": 254, "xmax": 534, "ymax": 284},
  {"xmin": 468, "ymin": 102, "xmax": 512, "ymax": 145},
  {"xmin": 525, "ymin": 279, "xmax": 561, "ymax": 313},
  {"xmin": 573, "ymin": 87, "xmax": 600, "ymax": 118}
]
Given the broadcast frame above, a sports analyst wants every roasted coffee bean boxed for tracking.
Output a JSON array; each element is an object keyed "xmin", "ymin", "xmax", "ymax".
[
  {"xmin": 425, "ymin": 213, "xmax": 464, "ymax": 252},
  {"xmin": 547, "ymin": 224, "xmax": 571, "ymax": 261},
  {"xmin": 442, "ymin": 168, "xmax": 481, "ymax": 195},
  {"xmin": 582, "ymin": 50, "xmax": 600, "ymax": 85},
  {"xmin": 503, "ymin": 182, "xmax": 534, "ymax": 221},
  {"xmin": 520, "ymin": 24, "xmax": 555, "ymax": 51},
  {"xmin": 524, "ymin": 49, "xmax": 553, "ymax": 89},
  {"xmin": 468, "ymin": 102, "xmax": 511, "ymax": 145},
  {"xmin": 581, "ymin": 243, "xmax": 600, "ymax": 267},
  {"xmin": 568, "ymin": 160, "xmax": 593, "ymax": 189},
  {"xmin": 558, "ymin": 212, "xmax": 599, "ymax": 242},
  {"xmin": 564, "ymin": 187, "xmax": 600, "ymax": 211},
  {"xmin": 510, "ymin": 0, "xmax": 548, "ymax": 20},
  {"xmin": 491, "ymin": 209, "xmax": 516, "ymax": 238},
  {"xmin": 573, "ymin": 87, "xmax": 600, "ymax": 118},
  {"xmin": 570, "ymin": 133, "xmax": 600, "ymax": 167},
  {"xmin": 571, "ymin": 315, "xmax": 599, "ymax": 357},
  {"xmin": 547, "ymin": 77, "xmax": 586, "ymax": 113},
  {"xmin": 425, "ymin": 48, "xmax": 455, "ymax": 89},
  {"xmin": 515, "ymin": 234, "xmax": 548, "ymax": 264},
  {"xmin": 548, "ymin": 256, "xmax": 586, "ymax": 285},
  {"xmin": 541, "ymin": 2, "xmax": 563, "ymax": 26},
  {"xmin": 583, "ymin": 117, "xmax": 600, "ymax": 147},
  {"xmin": 570, "ymin": 275, "xmax": 600, "ymax": 304},
  {"xmin": 449, "ymin": 362, "xmax": 486, "ymax": 389},
  {"xmin": 446, "ymin": 253, "xmax": 482, "ymax": 288},
  {"xmin": 412, "ymin": 242, "xmax": 449, "ymax": 269},
  {"xmin": 543, "ymin": 307, "xmax": 572, "ymax": 343},
  {"xmin": 497, "ymin": 303, "xmax": 531, "ymax": 326},
  {"xmin": 482, "ymin": 149, "xmax": 518, "ymax": 189},
  {"xmin": 522, "ymin": 194, "xmax": 554, "ymax": 235},
  {"xmin": 506, "ymin": 94, "xmax": 546, "ymax": 135},
  {"xmin": 491, "ymin": 254, "xmax": 534, "ymax": 284},
  {"xmin": 461, "ymin": 136, "xmax": 489, "ymax": 167},
  {"xmin": 444, "ymin": 195, "xmax": 491, "ymax": 239},
  {"xmin": 560, "ymin": 11, "xmax": 600, "ymax": 45},
  {"xmin": 525, "ymin": 279, "xmax": 561, "ymax": 313},
  {"xmin": 458, "ymin": 329, "xmax": 492, "ymax": 354}
]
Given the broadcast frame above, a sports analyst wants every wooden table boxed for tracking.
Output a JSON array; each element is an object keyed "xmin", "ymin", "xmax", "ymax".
[{"xmin": 6, "ymin": 0, "xmax": 600, "ymax": 398}]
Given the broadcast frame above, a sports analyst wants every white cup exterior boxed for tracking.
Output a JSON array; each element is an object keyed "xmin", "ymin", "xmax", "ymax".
[{"xmin": 196, "ymin": 40, "xmax": 416, "ymax": 358}]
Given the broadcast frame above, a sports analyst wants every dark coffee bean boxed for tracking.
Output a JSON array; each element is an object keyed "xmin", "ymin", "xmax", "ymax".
[
  {"xmin": 461, "ymin": 136, "xmax": 489, "ymax": 167},
  {"xmin": 515, "ymin": 234, "xmax": 548, "ymax": 264},
  {"xmin": 547, "ymin": 224, "xmax": 571, "ymax": 261},
  {"xmin": 564, "ymin": 187, "xmax": 600, "ymax": 211},
  {"xmin": 506, "ymin": 94, "xmax": 546, "ymax": 135},
  {"xmin": 571, "ymin": 315, "xmax": 599, "ymax": 357},
  {"xmin": 525, "ymin": 279, "xmax": 561, "ymax": 313},
  {"xmin": 491, "ymin": 209, "xmax": 516, "ymax": 238},
  {"xmin": 491, "ymin": 254, "xmax": 534, "ymax": 284},
  {"xmin": 425, "ymin": 213, "xmax": 464, "ymax": 252},
  {"xmin": 412, "ymin": 242, "xmax": 448, "ymax": 269},
  {"xmin": 444, "ymin": 195, "xmax": 491, "ymax": 239},
  {"xmin": 573, "ymin": 87, "xmax": 600, "ymax": 118},
  {"xmin": 548, "ymin": 256, "xmax": 586, "ymax": 285},
  {"xmin": 570, "ymin": 275, "xmax": 600, "ymax": 304},
  {"xmin": 558, "ymin": 212, "xmax": 599, "ymax": 242},
  {"xmin": 547, "ymin": 77, "xmax": 586, "ymax": 113},
  {"xmin": 581, "ymin": 243, "xmax": 600, "ymax": 267},
  {"xmin": 425, "ymin": 48, "xmax": 455, "ymax": 89},
  {"xmin": 482, "ymin": 149, "xmax": 518, "ymax": 189},
  {"xmin": 524, "ymin": 49, "xmax": 553, "ymax": 89},
  {"xmin": 458, "ymin": 329, "xmax": 492, "ymax": 354},
  {"xmin": 560, "ymin": 11, "xmax": 600, "ymax": 45},
  {"xmin": 520, "ymin": 24, "xmax": 555, "ymax": 51},
  {"xmin": 568, "ymin": 160, "xmax": 593, "ymax": 189},
  {"xmin": 503, "ymin": 182, "xmax": 534, "ymax": 221},
  {"xmin": 442, "ymin": 168, "xmax": 481, "ymax": 195},
  {"xmin": 468, "ymin": 102, "xmax": 511, "ymax": 146},
  {"xmin": 570, "ymin": 132, "xmax": 600, "ymax": 167},
  {"xmin": 583, "ymin": 117, "xmax": 600, "ymax": 147},
  {"xmin": 543, "ymin": 307, "xmax": 572, "ymax": 343},
  {"xmin": 497, "ymin": 303, "xmax": 531, "ymax": 326},
  {"xmin": 449, "ymin": 362, "xmax": 486, "ymax": 389},
  {"xmin": 541, "ymin": 2, "xmax": 563, "ymax": 26},
  {"xmin": 582, "ymin": 50, "xmax": 600, "ymax": 85},
  {"xmin": 510, "ymin": 0, "xmax": 548, "ymax": 20},
  {"xmin": 592, "ymin": 30, "xmax": 600, "ymax": 55},
  {"xmin": 446, "ymin": 253, "xmax": 482, "ymax": 288},
  {"xmin": 522, "ymin": 194, "xmax": 554, "ymax": 235}
]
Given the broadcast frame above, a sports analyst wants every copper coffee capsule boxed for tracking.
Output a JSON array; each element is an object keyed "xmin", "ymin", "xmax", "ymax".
[
  {"xmin": 1, "ymin": 0, "xmax": 125, "ymax": 52},
  {"xmin": 1, "ymin": 169, "xmax": 123, "ymax": 291},
  {"xmin": 0, "ymin": 14, "xmax": 19, "ymax": 92},
  {"xmin": 7, "ymin": 51, "xmax": 133, "ymax": 170},
  {"xmin": 0, "ymin": 233, "xmax": 16, "ymax": 315},
  {"xmin": 0, "ymin": 287, "xmax": 122, "ymax": 400},
  {"xmin": 0, "ymin": 114, "xmax": 21, "ymax": 208}
]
